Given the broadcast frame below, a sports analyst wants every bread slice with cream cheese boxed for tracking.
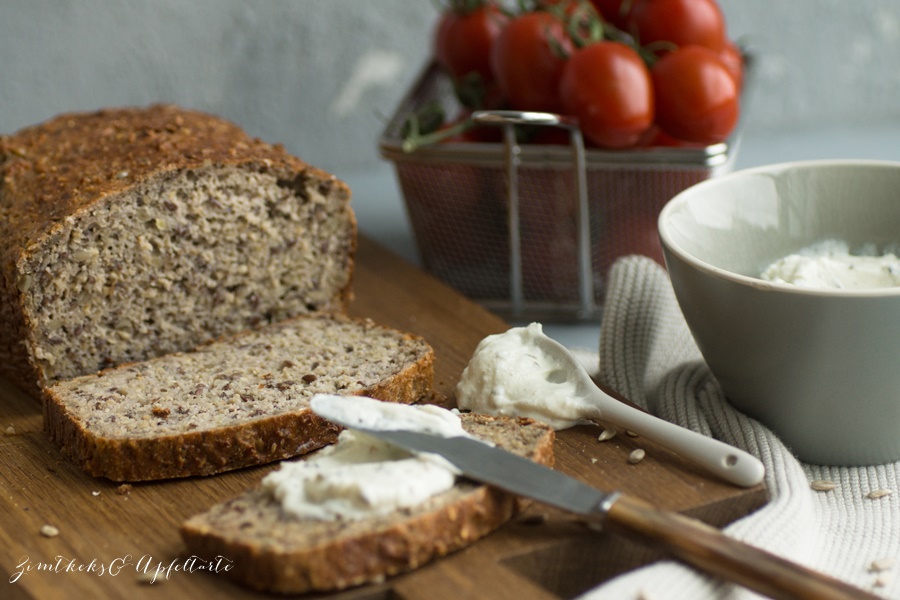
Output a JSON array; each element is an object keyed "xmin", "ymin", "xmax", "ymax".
[{"xmin": 179, "ymin": 413, "xmax": 555, "ymax": 594}]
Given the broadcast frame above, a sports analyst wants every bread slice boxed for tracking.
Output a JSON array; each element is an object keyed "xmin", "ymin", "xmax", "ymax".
[
  {"xmin": 43, "ymin": 314, "xmax": 433, "ymax": 481},
  {"xmin": 0, "ymin": 105, "xmax": 356, "ymax": 397},
  {"xmin": 180, "ymin": 413, "xmax": 555, "ymax": 594}
]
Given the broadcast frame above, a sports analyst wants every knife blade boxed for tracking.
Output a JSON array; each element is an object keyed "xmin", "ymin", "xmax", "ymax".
[
  {"xmin": 362, "ymin": 429, "xmax": 618, "ymax": 517},
  {"xmin": 349, "ymin": 426, "xmax": 877, "ymax": 600}
]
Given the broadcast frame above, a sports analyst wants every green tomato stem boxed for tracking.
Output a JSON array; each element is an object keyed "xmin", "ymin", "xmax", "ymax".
[{"xmin": 401, "ymin": 117, "xmax": 475, "ymax": 153}]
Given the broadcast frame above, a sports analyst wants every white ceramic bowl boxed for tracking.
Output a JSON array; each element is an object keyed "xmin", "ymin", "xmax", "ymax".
[{"xmin": 658, "ymin": 159, "xmax": 900, "ymax": 466}]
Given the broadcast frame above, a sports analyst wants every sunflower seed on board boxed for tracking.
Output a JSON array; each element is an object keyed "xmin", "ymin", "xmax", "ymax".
[
  {"xmin": 136, "ymin": 571, "xmax": 159, "ymax": 585},
  {"xmin": 597, "ymin": 428, "xmax": 616, "ymax": 442},
  {"xmin": 39, "ymin": 524, "xmax": 59, "ymax": 537},
  {"xmin": 628, "ymin": 448, "xmax": 646, "ymax": 464}
]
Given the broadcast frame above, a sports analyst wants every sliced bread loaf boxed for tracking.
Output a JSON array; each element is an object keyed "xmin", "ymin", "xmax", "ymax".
[
  {"xmin": 179, "ymin": 413, "xmax": 555, "ymax": 594},
  {"xmin": 43, "ymin": 314, "xmax": 434, "ymax": 481},
  {"xmin": 0, "ymin": 105, "xmax": 355, "ymax": 397}
]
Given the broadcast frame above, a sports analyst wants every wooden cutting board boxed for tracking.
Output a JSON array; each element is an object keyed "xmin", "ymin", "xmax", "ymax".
[{"xmin": 0, "ymin": 235, "xmax": 767, "ymax": 600}]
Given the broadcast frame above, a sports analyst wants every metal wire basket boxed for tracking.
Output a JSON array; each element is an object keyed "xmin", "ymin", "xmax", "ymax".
[{"xmin": 379, "ymin": 61, "xmax": 741, "ymax": 321}]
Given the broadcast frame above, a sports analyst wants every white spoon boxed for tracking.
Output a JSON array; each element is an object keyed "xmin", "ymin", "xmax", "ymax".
[{"xmin": 532, "ymin": 333, "xmax": 765, "ymax": 488}]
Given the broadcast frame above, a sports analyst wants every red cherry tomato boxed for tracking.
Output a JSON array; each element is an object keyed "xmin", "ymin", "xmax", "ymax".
[
  {"xmin": 490, "ymin": 11, "xmax": 574, "ymax": 113},
  {"xmin": 589, "ymin": 0, "xmax": 632, "ymax": 29},
  {"xmin": 717, "ymin": 38, "xmax": 745, "ymax": 89},
  {"xmin": 434, "ymin": 2, "xmax": 509, "ymax": 84},
  {"xmin": 628, "ymin": 0, "xmax": 726, "ymax": 51},
  {"xmin": 651, "ymin": 45, "xmax": 739, "ymax": 144},
  {"xmin": 559, "ymin": 41, "xmax": 654, "ymax": 148},
  {"xmin": 636, "ymin": 125, "xmax": 707, "ymax": 148}
]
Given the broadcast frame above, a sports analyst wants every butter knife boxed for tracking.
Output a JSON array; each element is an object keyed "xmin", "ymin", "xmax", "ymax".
[{"xmin": 345, "ymin": 427, "xmax": 877, "ymax": 600}]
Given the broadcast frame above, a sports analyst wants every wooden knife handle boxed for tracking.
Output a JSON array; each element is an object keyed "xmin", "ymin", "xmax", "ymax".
[{"xmin": 605, "ymin": 494, "xmax": 880, "ymax": 600}]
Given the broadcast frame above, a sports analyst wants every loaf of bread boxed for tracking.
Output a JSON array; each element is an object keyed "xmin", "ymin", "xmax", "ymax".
[
  {"xmin": 0, "ymin": 105, "xmax": 356, "ymax": 397},
  {"xmin": 180, "ymin": 413, "xmax": 554, "ymax": 594},
  {"xmin": 44, "ymin": 314, "xmax": 434, "ymax": 481}
]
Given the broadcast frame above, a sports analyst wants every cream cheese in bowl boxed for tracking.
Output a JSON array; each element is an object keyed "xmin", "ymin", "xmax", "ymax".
[
  {"xmin": 657, "ymin": 159, "xmax": 900, "ymax": 465},
  {"xmin": 761, "ymin": 240, "xmax": 900, "ymax": 289}
]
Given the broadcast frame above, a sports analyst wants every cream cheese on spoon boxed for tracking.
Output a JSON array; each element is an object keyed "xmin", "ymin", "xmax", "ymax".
[
  {"xmin": 455, "ymin": 323, "xmax": 767, "ymax": 487},
  {"xmin": 456, "ymin": 323, "xmax": 602, "ymax": 429}
]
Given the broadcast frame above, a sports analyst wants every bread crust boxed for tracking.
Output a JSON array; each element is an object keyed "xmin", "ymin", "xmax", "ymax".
[
  {"xmin": 42, "ymin": 315, "xmax": 435, "ymax": 481},
  {"xmin": 179, "ymin": 414, "xmax": 555, "ymax": 594},
  {"xmin": 0, "ymin": 105, "xmax": 356, "ymax": 397},
  {"xmin": 0, "ymin": 104, "xmax": 346, "ymax": 252}
]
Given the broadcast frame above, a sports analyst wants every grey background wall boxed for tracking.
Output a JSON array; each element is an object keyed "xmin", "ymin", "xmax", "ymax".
[{"xmin": 2, "ymin": 0, "xmax": 899, "ymax": 180}]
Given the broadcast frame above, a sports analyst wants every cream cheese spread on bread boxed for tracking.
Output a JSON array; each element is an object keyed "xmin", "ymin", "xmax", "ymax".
[
  {"xmin": 262, "ymin": 396, "xmax": 466, "ymax": 521},
  {"xmin": 456, "ymin": 323, "xmax": 600, "ymax": 429}
]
